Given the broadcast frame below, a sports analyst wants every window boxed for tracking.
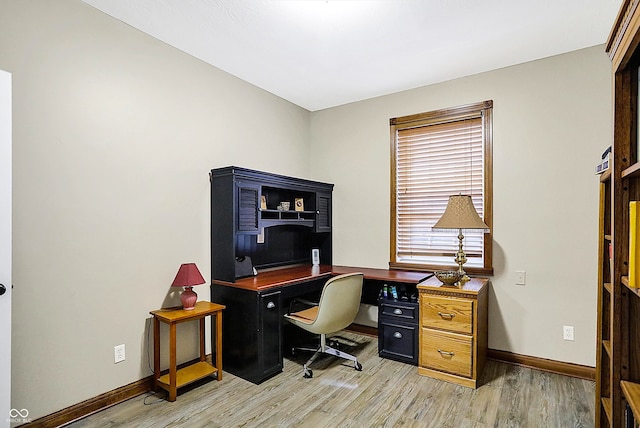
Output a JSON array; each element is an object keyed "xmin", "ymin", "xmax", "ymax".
[{"xmin": 390, "ymin": 100, "xmax": 493, "ymax": 275}]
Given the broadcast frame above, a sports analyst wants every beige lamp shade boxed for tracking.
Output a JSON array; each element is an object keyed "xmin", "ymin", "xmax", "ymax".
[{"xmin": 433, "ymin": 194, "xmax": 489, "ymax": 231}]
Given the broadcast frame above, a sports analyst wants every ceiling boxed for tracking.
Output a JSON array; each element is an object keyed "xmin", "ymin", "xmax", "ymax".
[{"xmin": 81, "ymin": 0, "xmax": 622, "ymax": 111}]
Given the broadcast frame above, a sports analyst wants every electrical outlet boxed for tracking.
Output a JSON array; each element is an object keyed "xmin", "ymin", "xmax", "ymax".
[
  {"xmin": 114, "ymin": 344, "xmax": 126, "ymax": 363},
  {"xmin": 516, "ymin": 271, "xmax": 526, "ymax": 285},
  {"xmin": 563, "ymin": 325, "xmax": 575, "ymax": 341}
]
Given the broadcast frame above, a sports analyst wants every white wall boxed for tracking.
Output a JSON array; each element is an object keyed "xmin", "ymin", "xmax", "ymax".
[
  {"xmin": 0, "ymin": 0, "xmax": 311, "ymax": 420},
  {"xmin": 309, "ymin": 45, "xmax": 612, "ymax": 367}
]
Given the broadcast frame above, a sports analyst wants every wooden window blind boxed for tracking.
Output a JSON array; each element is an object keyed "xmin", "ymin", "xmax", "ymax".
[{"xmin": 390, "ymin": 101, "xmax": 493, "ymax": 274}]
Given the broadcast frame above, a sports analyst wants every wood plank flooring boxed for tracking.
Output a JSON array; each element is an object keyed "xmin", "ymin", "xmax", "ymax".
[{"xmin": 66, "ymin": 332, "xmax": 595, "ymax": 427}]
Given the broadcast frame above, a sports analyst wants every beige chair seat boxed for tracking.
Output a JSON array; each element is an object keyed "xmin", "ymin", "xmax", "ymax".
[{"xmin": 286, "ymin": 306, "xmax": 318, "ymax": 323}]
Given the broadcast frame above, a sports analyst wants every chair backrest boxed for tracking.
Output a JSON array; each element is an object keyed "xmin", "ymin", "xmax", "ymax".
[{"xmin": 305, "ymin": 272, "xmax": 364, "ymax": 335}]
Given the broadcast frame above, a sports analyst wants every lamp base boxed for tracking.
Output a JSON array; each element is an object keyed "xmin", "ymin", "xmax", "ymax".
[
  {"xmin": 457, "ymin": 274, "xmax": 470, "ymax": 287},
  {"xmin": 180, "ymin": 286, "xmax": 198, "ymax": 310},
  {"xmin": 455, "ymin": 229, "xmax": 470, "ymax": 287}
]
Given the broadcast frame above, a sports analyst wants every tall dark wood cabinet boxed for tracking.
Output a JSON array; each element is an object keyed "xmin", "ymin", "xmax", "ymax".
[
  {"xmin": 597, "ymin": 2, "xmax": 640, "ymax": 426},
  {"xmin": 209, "ymin": 166, "xmax": 334, "ymax": 383}
]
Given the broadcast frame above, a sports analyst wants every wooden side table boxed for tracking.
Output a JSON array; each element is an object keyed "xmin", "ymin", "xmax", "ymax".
[{"xmin": 150, "ymin": 301, "xmax": 225, "ymax": 401}]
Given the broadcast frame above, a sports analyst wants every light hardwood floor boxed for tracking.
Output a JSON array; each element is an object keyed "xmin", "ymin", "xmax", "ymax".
[{"xmin": 67, "ymin": 332, "xmax": 594, "ymax": 427}]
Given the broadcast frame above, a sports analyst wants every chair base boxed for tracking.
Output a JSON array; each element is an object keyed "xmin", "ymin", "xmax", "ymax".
[{"xmin": 292, "ymin": 334, "xmax": 362, "ymax": 378}]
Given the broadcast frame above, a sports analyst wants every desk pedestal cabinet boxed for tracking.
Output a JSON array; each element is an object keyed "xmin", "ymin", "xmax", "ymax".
[
  {"xmin": 378, "ymin": 298, "xmax": 419, "ymax": 365},
  {"xmin": 211, "ymin": 275, "xmax": 328, "ymax": 384},
  {"xmin": 210, "ymin": 285, "xmax": 284, "ymax": 384},
  {"xmin": 150, "ymin": 301, "xmax": 225, "ymax": 401},
  {"xmin": 417, "ymin": 277, "xmax": 488, "ymax": 388}
]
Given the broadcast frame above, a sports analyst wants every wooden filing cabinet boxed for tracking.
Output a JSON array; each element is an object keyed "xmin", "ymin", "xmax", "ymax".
[{"xmin": 417, "ymin": 276, "xmax": 488, "ymax": 388}]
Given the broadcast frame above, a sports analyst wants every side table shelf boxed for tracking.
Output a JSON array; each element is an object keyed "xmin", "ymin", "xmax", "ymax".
[
  {"xmin": 156, "ymin": 361, "xmax": 217, "ymax": 390},
  {"xmin": 150, "ymin": 301, "xmax": 225, "ymax": 401}
]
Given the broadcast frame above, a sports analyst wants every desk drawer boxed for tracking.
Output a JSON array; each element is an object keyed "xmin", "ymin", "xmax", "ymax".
[
  {"xmin": 379, "ymin": 300, "xmax": 419, "ymax": 323},
  {"xmin": 378, "ymin": 320, "xmax": 418, "ymax": 365},
  {"xmin": 420, "ymin": 294, "xmax": 473, "ymax": 334},
  {"xmin": 420, "ymin": 328, "xmax": 472, "ymax": 377}
]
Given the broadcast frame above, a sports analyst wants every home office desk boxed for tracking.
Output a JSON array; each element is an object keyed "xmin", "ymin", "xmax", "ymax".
[{"xmin": 211, "ymin": 264, "xmax": 430, "ymax": 384}]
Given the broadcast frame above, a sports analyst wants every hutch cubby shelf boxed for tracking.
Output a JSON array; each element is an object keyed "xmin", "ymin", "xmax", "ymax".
[{"xmin": 596, "ymin": 1, "xmax": 640, "ymax": 426}]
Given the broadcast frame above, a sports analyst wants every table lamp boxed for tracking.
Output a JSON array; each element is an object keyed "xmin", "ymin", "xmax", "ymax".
[
  {"xmin": 171, "ymin": 263, "xmax": 206, "ymax": 310},
  {"xmin": 433, "ymin": 194, "xmax": 489, "ymax": 285}
]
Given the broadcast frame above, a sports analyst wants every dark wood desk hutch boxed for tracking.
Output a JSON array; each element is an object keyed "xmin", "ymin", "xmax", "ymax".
[
  {"xmin": 210, "ymin": 166, "xmax": 333, "ymax": 283},
  {"xmin": 597, "ymin": 2, "xmax": 640, "ymax": 426},
  {"xmin": 209, "ymin": 166, "xmax": 334, "ymax": 383}
]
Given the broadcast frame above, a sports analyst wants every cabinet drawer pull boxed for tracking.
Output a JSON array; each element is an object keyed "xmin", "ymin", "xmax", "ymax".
[
  {"xmin": 438, "ymin": 312, "xmax": 455, "ymax": 319},
  {"xmin": 393, "ymin": 332, "xmax": 403, "ymax": 339},
  {"xmin": 393, "ymin": 309, "xmax": 403, "ymax": 315},
  {"xmin": 266, "ymin": 301, "xmax": 276, "ymax": 309},
  {"xmin": 437, "ymin": 349, "xmax": 455, "ymax": 357}
]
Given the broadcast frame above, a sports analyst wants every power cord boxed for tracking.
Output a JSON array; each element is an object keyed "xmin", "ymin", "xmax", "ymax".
[{"xmin": 143, "ymin": 390, "xmax": 166, "ymax": 405}]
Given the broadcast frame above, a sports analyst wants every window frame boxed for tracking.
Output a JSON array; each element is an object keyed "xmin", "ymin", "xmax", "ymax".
[{"xmin": 389, "ymin": 100, "xmax": 493, "ymax": 275}]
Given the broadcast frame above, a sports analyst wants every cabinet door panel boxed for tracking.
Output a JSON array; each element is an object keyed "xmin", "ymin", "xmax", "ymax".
[
  {"xmin": 259, "ymin": 290, "xmax": 283, "ymax": 378},
  {"xmin": 315, "ymin": 191, "xmax": 332, "ymax": 232},
  {"xmin": 237, "ymin": 182, "xmax": 260, "ymax": 233}
]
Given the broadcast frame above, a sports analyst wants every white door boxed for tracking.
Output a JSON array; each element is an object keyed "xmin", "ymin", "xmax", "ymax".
[{"xmin": 0, "ymin": 69, "xmax": 12, "ymax": 428}]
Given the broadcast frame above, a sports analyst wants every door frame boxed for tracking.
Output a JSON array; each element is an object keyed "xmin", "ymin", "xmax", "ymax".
[{"xmin": 0, "ymin": 69, "xmax": 13, "ymax": 427}]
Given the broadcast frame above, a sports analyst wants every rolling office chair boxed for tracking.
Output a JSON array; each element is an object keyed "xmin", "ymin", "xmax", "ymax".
[{"xmin": 284, "ymin": 272, "xmax": 364, "ymax": 378}]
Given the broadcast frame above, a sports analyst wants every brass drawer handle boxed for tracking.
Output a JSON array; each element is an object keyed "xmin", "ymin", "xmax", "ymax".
[
  {"xmin": 437, "ymin": 349, "xmax": 455, "ymax": 357},
  {"xmin": 393, "ymin": 332, "xmax": 403, "ymax": 339},
  {"xmin": 438, "ymin": 312, "xmax": 455, "ymax": 319}
]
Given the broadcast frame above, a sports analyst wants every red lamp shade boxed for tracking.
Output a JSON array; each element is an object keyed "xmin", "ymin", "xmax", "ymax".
[{"xmin": 171, "ymin": 263, "xmax": 205, "ymax": 310}]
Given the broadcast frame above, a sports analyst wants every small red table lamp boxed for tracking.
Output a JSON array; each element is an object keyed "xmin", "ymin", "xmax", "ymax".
[{"xmin": 171, "ymin": 263, "xmax": 206, "ymax": 310}]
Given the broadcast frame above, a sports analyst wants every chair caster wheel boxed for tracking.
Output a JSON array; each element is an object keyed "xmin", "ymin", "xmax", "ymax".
[
  {"xmin": 355, "ymin": 362, "xmax": 362, "ymax": 371},
  {"xmin": 303, "ymin": 369, "xmax": 313, "ymax": 378}
]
